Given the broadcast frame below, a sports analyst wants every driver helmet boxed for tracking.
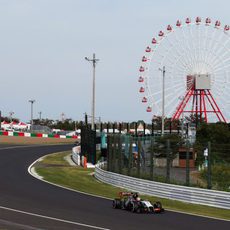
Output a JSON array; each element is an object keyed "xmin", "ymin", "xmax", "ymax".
[{"xmin": 133, "ymin": 193, "xmax": 138, "ymax": 199}]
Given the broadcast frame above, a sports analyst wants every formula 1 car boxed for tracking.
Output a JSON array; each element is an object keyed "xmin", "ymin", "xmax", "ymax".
[{"xmin": 112, "ymin": 192, "xmax": 164, "ymax": 214}]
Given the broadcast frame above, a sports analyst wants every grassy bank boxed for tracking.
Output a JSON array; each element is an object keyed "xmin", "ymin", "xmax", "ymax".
[{"xmin": 34, "ymin": 151, "xmax": 230, "ymax": 221}]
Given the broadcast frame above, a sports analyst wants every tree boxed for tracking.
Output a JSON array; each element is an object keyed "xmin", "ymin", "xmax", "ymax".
[
  {"xmin": 195, "ymin": 122, "xmax": 230, "ymax": 164},
  {"xmin": 151, "ymin": 134, "xmax": 182, "ymax": 159}
]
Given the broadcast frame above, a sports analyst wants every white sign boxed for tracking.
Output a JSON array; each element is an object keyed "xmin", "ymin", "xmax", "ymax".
[{"xmin": 204, "ymin": 148, "xmax": 208, "ymax": 156}]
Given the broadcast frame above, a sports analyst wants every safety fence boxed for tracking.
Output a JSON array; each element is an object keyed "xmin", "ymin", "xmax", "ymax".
[
  {"xmin": 95, "ymin": 162, "xmax": 230, "ymax": 210},
  {"xmin": 106, "ymin": 134, "xmax": 230, "ymax": 191},
  {"xmin": 106, "ymin": 134, "xmax": 197, "ymax": 187}
]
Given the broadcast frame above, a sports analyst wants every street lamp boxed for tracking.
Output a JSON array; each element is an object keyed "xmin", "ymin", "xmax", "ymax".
[
  {"xmin": 159, "ymin": 66, "xmax": 166, "ymax": 136},
  {"xmin": 85, "ymin": 53, "xmax": 99, "ymax": 130},
  {"xmin": 29, "ymin": 99, "xmax": 35, "ymax": 129}
]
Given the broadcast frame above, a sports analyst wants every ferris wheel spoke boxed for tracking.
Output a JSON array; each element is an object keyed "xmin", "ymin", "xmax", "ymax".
[
  {"xmin": 203, "ymin": 29, "xmax": 230, "ymax": 74},
  {"xmin": 183, "ymin": 25, "xmax": 199, "ymax": 69},
  {"xmin": 160, "ymin": 40, "xmax": 193, "ymax": 72},
  {"xmin": 160, "ymin": 28, "xmax": 190, "ymax": 71},
  {"xmin": 202, "ymin": 45, "xmax": 229, "ymax": 76},
  {"xmin": 214, "ymin": 63, "xmax": 230, "ymax": 75},
  {"xmin": 204, "ymin": 24, "xmax": 219, "ymax": 64},
  {"xmin": 167, "ymin": 49, "xmax": 193, "ymax": 73},
  {"xmin": 169, "ymin": 54, "xmax": 192, "ymax": 75},
  {"xmin": 188, "ymin": 24, "xmax": 202, "ymax": 72},
  {"xmin": 205, "ymin": 41, "xmax": 230, "ymax": 70},
  {"xmin": 187, "ymin": 25, "xmax": 200, "ymax": 72},
  {"xmin": 175, "ymin": 27, "xmax": 197, "ymax": 71},
  {"xmin": 209, "ymin": 29, "xmax": 224, "ymax": 59},
  {"xmin": 167, "ymin": 30, "xmax": 193, "ymax": 70}
]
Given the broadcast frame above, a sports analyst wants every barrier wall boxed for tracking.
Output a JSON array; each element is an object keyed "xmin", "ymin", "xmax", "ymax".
[
  {"xmin": 95, "ymin": 162, "xmax": 230, "ymax": 210},
  {"xmin": 0, "ymin": 131, "xmax": 78, "ymax": 139}
]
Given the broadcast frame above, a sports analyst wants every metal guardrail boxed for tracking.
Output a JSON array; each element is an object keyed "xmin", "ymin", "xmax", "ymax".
[
  {"xmin": 95, "ymin": 162, "xmax": 230, "ymax": 210},
  {"xmin": 72, "ymin": 146, "xmax": 81, "ymax": 165}
]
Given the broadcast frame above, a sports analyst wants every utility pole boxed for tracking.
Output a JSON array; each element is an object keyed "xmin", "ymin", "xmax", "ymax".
[
  {"xmin": 159, "ymin": 66, "xmax": 166, "ymax": 136},
  {"xmin": 38, "ymin": 111, "xmax": 42, "ymax": 121},
  {"xmin": 61, "ymin": 112, "xmax": 65, "ymax": 123},
  {"xmin": 85, "ymin": 53, "xmax": 99, "ymax": 130},
  {"xmin": 29, "ymin": 100, "xmax": 35, "ymax": 129}
]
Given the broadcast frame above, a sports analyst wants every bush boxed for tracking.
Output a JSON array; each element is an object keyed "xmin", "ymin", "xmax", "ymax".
[{"xmin": 201, "ymin": 164, "xmax": 230, "ymax": 191}]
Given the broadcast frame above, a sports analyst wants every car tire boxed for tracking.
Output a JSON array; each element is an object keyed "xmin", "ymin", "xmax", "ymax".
[
  {"xmin": 130, "ymin": 202, "xmax": 135, "ymax": 212},
  {"xmin": 136, "ymin": 206, "xmax": 141, "ymax": 214},
  {"xmin": 155, "ymin": 201, "xmax": 162, "ymax": 209},
  {"xmin": 112, "ymin": 199, "xmax": 120, "ymax": 209}
]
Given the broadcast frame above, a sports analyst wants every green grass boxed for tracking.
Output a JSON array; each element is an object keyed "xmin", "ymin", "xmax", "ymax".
[
  {"xmin": 200, "ymin": 164, "xmax": 230, "ymax": 192},
  {"xmin": 40, "ymin": 152, "xmax": 71, "ymax": 165},
  {"xmin": 35, "ymin": 151, "xmax": 230, "ymax": 221}
]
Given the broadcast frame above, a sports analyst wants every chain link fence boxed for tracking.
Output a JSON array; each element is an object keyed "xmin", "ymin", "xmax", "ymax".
[{"xmin": 105, "ymin": 134, "xmax": 230, "ymax": 191}]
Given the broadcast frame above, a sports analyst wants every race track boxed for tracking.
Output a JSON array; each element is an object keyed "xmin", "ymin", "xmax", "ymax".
[{"xmin": 0, "ymin": 144, "xmax": 229, "ymax": 230}]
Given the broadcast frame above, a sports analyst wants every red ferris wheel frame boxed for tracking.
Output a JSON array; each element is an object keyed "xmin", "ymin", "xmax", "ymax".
[{"xmin": 171, "ymin": 87, "xmax": 227, "ymax": 123}]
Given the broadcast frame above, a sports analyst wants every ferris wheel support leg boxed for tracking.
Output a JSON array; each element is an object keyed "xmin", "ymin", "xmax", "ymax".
[
  {"xmin": 206, "ymin": 90, "xmax": 227, "ymax": 123},
  {"xmin": 195, "ymin": 90, "xmax": 198, "ymax": 124},
  {"xmin": 171, "ymin": 89, "xmax": 193, "ymax": 121},
  {"xmin": 199, "ymin": 90, "xmax": 203, "ymax": 123},
  {"xmin": 202, "ymin": 90, "xmax": 208, "ymax": 123},
  {"xmin": 191, "ymin": 91, "xmax": 195, "ymax": 119},
  {"xmin": 204, "ymin": 90, "xmax": 222, "ymax": 122}
]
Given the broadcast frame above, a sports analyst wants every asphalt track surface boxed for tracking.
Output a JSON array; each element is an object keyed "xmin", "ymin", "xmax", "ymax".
[{"xmin": 0, "ymin": 144, "xmax": 229, "ymax": 230}]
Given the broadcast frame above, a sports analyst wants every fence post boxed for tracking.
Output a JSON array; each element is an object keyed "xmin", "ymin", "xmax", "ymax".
[
  {"xmin": 152, "ymin": 121, "xmax": 154, "ymax": 135},
  {"xmin": 107, "ymin": 135, "xmax": 111, "ymax": 171},
  {"xmin": 127, "ymin": 123, "xmax": 129, "ymax": 133},
  {"xmin": 137, "ymin": 138, "xmax": 141, "ymax": 178},
  {"xmin": 118, "ymin": 135, "xmax": 122, "ymax": 174},
  {"xmin": 186, "ymin": 140, "xmax": 190, "ymax": 186},
  {"xmin": 150, "ymin": 137, "xmax": 154, "ymax": 180},
  {"xmin": 166, "ymin": 139, "xmax": 170, "ymax": 183},
  {"xmin": 85, "ymin": 113, "xmax": 88, "ymax": 126},
  {"xmin": 207, "ymin": 141, "xmax": 212, "ymax": 189},
  {"xmin": 100, "ymin": 122, "xmax": 103, "ymax": 132},
  {"xmin": 135, "ymin": 122, "xmax": 138, "ymax": 136},
  {"xmin": 107, "ymin": 123, "xmax": 109, "ymax": 134},
  {"xmin": 111, "ymin": 135, "xmax": 116, "ymax": 172},
  {"xmin": 115, "ymin": 135, "xmax": 120, "ymax": 173},
  {"xmin": 128, "ymin": 137, "xmax": 133, "ymax": 176},
  {"xmin": 143, "ymin": 122, "xmax": 146, "ymax": 136}
]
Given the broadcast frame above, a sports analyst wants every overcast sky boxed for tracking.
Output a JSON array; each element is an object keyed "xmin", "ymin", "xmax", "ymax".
[{"xmin": 0, "ymin": 0, "xmax": 230, "ymax": 123}]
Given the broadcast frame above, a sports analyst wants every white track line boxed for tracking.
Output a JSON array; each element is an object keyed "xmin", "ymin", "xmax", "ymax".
[
  {"xmin": 28, "ymin": 156, "xmax": 111, "ymax": 201},
  {"xmin": 0, "ymin": 205, "xmax": 110, "ymax": 230},
  {"xmin": 0, "ymin": 145, "xmax": 46, "ymax": 150},
  {"xmin": 0, "ymin": 145, "xmax": 110, "ymax": 229}
]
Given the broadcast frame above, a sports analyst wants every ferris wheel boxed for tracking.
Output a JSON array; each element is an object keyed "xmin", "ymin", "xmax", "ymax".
[{"xmin": 138, "ymin": 17, "xmax": 230, "ymax": 123}]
